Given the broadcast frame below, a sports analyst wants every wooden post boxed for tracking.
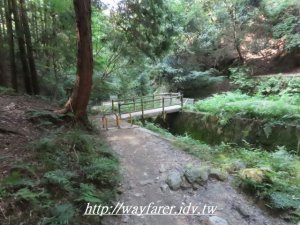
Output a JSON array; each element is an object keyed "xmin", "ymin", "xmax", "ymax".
[
  {"xmin": 129, "ymin": 113, "xmax": 133, "ymax": 126},
  {"xmin": 141, "ymin": 97, "xmax": 144, "ymax": 120},
  {"xmin": 105, "ymin": 117, "xmax": 108, "ymax": 130},
  {"xmin": 115, "ymin": 114, "xmax": 120, "ymax": 129},
  {"xmin": 180, "ymin": 94, "xmax": 183, "ymax": 110},
  {"xmin": 162, "ymin": 97, "xmax": 165, "ymax": 115},
  {"xmin": 102, "ymin": 116, "xmax": 105, "ymax": 128},
  {"xmin": 112, "ymin": 100, "xmax": 114, "ymax": 112},
  {"xmin": 118, "ymin": 102, "xmax": 121, "ymax": 118},
  {"xmin": 133, "ymin": 98, "xmax": 136, "ymax": 111},
  {"xmin": 153, "ymin": 94, "xmax": 155, "ymax": 108}
]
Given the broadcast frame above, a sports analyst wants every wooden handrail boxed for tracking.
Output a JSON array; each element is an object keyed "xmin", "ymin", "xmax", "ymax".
[
  {"xmin": 114, "ymin": 93, "xmax": 183, "ymax": 115},
  {"xmin": 112, "ymin": 93, "xmax": 181, "ymax": 103}
]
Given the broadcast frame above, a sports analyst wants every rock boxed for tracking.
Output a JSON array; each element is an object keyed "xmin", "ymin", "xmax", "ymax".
[
  {"xmin": 134, "ymin": 193, "xmax": 145, "ymax": 197},
  {"xmin": 233, "ymin": 160, "xmax": 246, "ymax": 171},
  {"xmin": 232, "ymin": 203, "xmax": 250, "ymax": 219},
  {"xmin": 184, "ymin": 165, "xmax": 210, "ymax": 185},
  {"xmin": 160, "ymin": 183, "xmax": 169, "ymax": 193},
  {"xmin": 159, "ymin": 164, "xmax": 166, "ymax": 173},
  {"xmin": 180, "ymin": 180, "xmax": 192, "ymax": 190},
  {"xmin": 208, "ymin": 216, "xmax": 229, "ymax": 225},
  {"xmin": 139, "ymin": 179, "xmax": 153, "ymax": 186},
  {"xmin": 166, "ymin": 170, "xmax": 182, "ymax": 190},
  {"xmin": 239, "ymin": 168, "xmax": 267, "ymax": 183},
  {"xmin": 209, "ymin": 168, "xmax": 228, "ymax": 181},
  {"xmin": 117, "ymin": 186, "xmax": 125, "ymax": 194},
  {"xmin": 191, "ymin": 183, "xmax": 201, "ymax": 190}
]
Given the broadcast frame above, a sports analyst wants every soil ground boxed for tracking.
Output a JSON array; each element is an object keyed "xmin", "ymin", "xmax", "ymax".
[
  {"xmin": 101, "ymin": 124, "xmax": 292, "ymax": 225},
  {"xmin": 0, "ymin": 95, "xmax": 55, "ymax": 180}
]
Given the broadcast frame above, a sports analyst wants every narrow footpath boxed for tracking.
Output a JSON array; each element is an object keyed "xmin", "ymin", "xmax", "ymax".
[{"xmin": 101, "ymin": 125, "xmax": 291, "ymax": 225}]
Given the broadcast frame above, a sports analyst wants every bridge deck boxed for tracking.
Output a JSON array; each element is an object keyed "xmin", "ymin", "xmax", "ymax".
[{"xmin": 119, "ymin": 105, "xmax": 181, "ymax": 119}]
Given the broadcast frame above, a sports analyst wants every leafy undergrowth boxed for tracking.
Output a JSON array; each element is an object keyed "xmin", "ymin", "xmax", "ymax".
[
  {"xmin": 0, "ymin": 86, "xmax": 16, "ymax": 95},
  {"xmin": 0, "ymin": 128, "xmax": 119, "ymax": 225},
  {"xmin": 190, "ymin": 91, "xmax": 300, "ymax": 124},
  {"xmin": 144, "ymin": 122, "xmax": 300, "ymax": 221}
]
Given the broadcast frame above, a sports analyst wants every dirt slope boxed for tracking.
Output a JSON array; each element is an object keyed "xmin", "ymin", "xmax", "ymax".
[{"xmin": 0, "ymin": 95, "xmax": 55, "ymax": 180}]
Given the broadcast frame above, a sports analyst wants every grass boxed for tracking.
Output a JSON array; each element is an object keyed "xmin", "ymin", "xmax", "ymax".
[
  {"xmin": 0, "ymin": 128, "xmax": 119, "ymax": 225},
  {"xmin": 144, "ymin": 122, "xmax": 300, "ymax": 219},
  {"xmin": 191, "ymin": 91, "xmax": 300, "ymax": 123}
]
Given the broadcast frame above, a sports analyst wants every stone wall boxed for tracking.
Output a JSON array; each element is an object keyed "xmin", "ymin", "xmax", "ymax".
[{"xmin": 164, "ymin": 112, "xmax": 300, "ymax": 154}]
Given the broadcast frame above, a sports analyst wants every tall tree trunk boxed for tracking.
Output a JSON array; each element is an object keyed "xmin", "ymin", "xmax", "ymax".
[
  {"xmin": 0, "ymin": 1, "xmax": 4, "ymax": 86},
  {"xmin": 6, "ymin": 0, "xmax": 18, "ymax": 91},
  {"xmin": 19, "ymin": 0, "xmax": 40, "ymax": 95},
  {"xmin": 0, "ymin": 0, "xmax": 5, "ymax": 42},
  {"xmin": 59, "ymin": 0, "xmax": 93, "ymax": 122},
  {"xmin": 0, "ymin": 0, "xmax": 5, "ymax": 86},
  {"xmin": 11, "ymin": 0, "xmax": 32, "ymax": 94}
]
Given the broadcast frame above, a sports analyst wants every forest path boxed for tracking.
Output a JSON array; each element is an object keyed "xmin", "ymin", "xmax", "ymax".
[{"xmin": 101, "ymin": 125, "xmax": 291, "ymax": 225}]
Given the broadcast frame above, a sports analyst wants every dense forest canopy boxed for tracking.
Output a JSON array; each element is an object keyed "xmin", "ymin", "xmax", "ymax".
[{"xmin": 0, "ymin": 0, "xmax": 299, "ymax": 106}]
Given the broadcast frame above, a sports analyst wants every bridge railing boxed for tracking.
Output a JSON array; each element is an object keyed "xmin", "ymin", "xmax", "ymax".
[{"xmin": 112, "ymin": 93, "xmax": 183, "ymax": 116}]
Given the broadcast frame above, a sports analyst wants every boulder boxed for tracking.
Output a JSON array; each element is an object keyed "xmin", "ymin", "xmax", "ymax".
[
  {"xmin": 184, "ymin": 165, "xmax": 210, "ymax": 185},
  {"xmin": 209, "ymin": 168, "xmax": 228, "ymax": 181},
  {"xmin": 166, "ymin": 170, "xmax": 182, "ymax": 190}
]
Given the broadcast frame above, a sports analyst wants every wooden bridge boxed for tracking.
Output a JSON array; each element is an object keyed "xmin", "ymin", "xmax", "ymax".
[{"xmin": 94, "ymin": 93, "xmax": 191, "ymax": 129}]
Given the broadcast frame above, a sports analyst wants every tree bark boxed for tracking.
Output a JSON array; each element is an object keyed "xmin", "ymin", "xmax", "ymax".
[
  {"xmin": 5, "ymin": 0, "xmax": 18, "ymax": 91},
  {"xmin": 0, "ymin": 0, "xmax": 5, "ymax": 41},
  {"xmin": 19, "ymin": 0, "xmax": 40, "ymax": 95},
  {"xmin": 11, "ymin": 0, "xmax": 32, "ymax": 94},
  {"xmin": 59, "ymin": 0, "xmax": 93, "ymax": 122}
]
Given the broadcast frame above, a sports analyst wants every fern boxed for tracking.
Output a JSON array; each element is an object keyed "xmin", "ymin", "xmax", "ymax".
[
  {"xmin": 43, "ymin": 170, "xmax": 77, "ymax": 190},
  {"xmin": 83, "ymin": 158, "xmax": 119, "ymax": 186},
  {"xmin": 64, "ymin": 130, "xmax": 94, "ymax": 152},
  {"xmin": 15, "ymin": 188, "xmax": 49, "ymax": 203},
  {"xmin": 44, "ymin": 203, "xmax": 76, "ymax": 225},
  {"xmin": 2, "ymin": 171, "xmax": 30, "ymax": 187},
  {"xmin": 76, "ymin": 183, "xmax": 103, "ymax": 204},
  {"xmin": 268, "ymin": 192, "xmax": 300, "ymax": 209}
]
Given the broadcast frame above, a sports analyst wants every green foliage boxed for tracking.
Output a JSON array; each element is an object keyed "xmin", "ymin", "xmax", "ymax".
[
  {"xmin": 229, "ymin": 67, "xmax": 256, "ymax": 94},
  {"xmin": 0, "ymin": 86, "xmax": 16, "ymax": 95},
  {"xmin": 76, "ymin": 183, "xmax": 103, "ymax": 204},
  {"xmin": 271, "ymin": 12, "xmax": 300, "ymax": 50},
  {"xmin": 43, "ymin": 170, "xmax": 77, "ymax": 190},
  {"xmin": 193, "ymin": 91, "xmax": 300, "ymax": 123},
  {"xmin": 0, "ymin": 128, "xmax": 119, "ymax": 224},
  {"xmin": 83, "ymin": 158, "xmax": 119, "ymax": 186},
  {"xmin": 149, "ymin": 62, "xmax": 224, "ymax": 93},
  {"xmin": 45, "ymin": 203, "xmax": 76, "ymax": 225},
  {"xmin": 116, "ymin": 0, "xmax": 175, "ymax": 59},
  {"xmin": 269, "ymin": 192, "xmax": 299, "ymax": 209},
  {"xmin": 64, "ymin": 130, "xmax": 94, "ymax": 152},
  {"xmin": 15, "ymin": 188, "xmax": 49, "ymax": 203}
]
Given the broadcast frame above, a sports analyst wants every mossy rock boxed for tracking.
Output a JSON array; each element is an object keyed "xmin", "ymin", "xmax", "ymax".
[
  {"xmin": 239, "ymin": 168, "xmax": 269, "ymax": 183},
  {"xmin": 184, "ymin": 165, "xmax": 210, "ymax": 184}
]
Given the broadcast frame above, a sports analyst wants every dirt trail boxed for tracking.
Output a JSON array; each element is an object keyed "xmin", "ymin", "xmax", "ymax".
[{"xmin": 101, "ymin": 124, "xmax": 291, "ymax": 225}]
